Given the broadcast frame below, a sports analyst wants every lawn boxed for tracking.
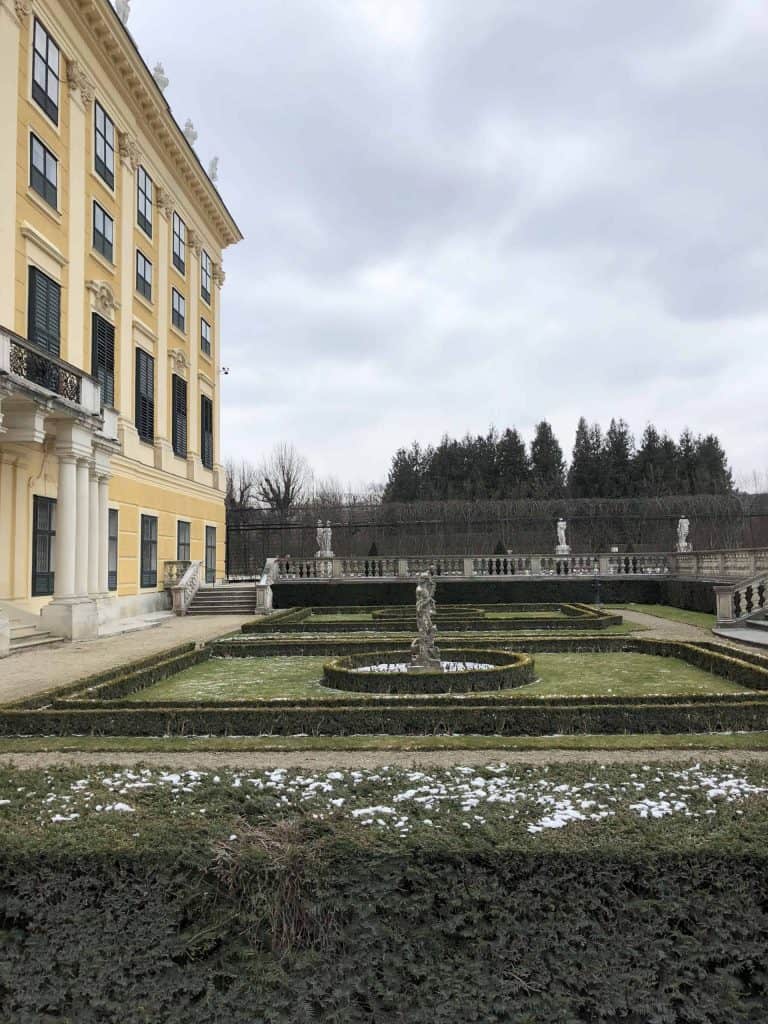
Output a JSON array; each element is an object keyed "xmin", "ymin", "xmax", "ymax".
[
  {"xmin": 607, "ymin": 603, "xmax": 716, "ymax": 629},
  {"xmin": 127, "ymin": 652, "xmax": 750, "ymax": 703}
]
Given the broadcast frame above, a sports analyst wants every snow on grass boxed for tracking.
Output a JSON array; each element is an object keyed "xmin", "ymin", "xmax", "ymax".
[{"xmin": 1, "ymin": 763, "xmax": 767, "ymax": 836}]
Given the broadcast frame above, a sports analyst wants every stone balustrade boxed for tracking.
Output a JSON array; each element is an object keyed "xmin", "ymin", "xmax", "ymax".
[
  {"xmin": 164, "ymin": 560, "xmax": 202, "ymax": 615},
  {"xmin": 270, "ymin": 552, "xmax": 672, "ymax": 581},
  {"xmin": 714, "ymin": 574, "xmax": 768, "ymax": 626},
  {"xmin": 672, "ymin": 549, "xmax": 768, "ymax": 579}
]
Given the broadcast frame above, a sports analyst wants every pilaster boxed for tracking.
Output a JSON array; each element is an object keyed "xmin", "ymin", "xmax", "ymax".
[
  {"xmin": 65, "ymin": 61, "xmax": 94, "ymax": 369},
  {"xmin": 212, "ymin": 259, "xmax": 225, "ymax": 486},
  {"xmin": 0, "ymin": 0, "xmax": 24, "ymax": 328},
  {"xmin": 118, "ymin": 133, "xmax": 138, "ymax": 430},
  {"xmin": 186, "ymin": 229, "xmax": 201, "ymax": 472},
  {"xmin": 155, "ymin": 188, "xmax": 173, "ymax": 465}
]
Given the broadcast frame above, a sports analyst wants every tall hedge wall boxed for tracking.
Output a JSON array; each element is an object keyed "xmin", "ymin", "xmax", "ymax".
[{"xmin": 1, "ymin": 822, "xmax": 767, "ymax": 1023}]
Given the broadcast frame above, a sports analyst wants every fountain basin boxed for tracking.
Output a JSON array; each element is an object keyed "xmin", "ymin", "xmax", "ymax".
[{"xmin": 322, "ymin": 649, "xmax": 535, "ymax": 694}]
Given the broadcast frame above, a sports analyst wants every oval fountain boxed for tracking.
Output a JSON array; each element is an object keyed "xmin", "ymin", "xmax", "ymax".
[{"xmin": 322, "ymin": 569, "xmax": 535, "ymax": 694}]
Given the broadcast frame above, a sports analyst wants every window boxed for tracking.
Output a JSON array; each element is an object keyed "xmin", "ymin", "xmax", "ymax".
[
  {"xmin": 30, "ymin": 134, "xmax": 57, "ymax": 208},
  {"xmin": 201, "ymin": 318, "xmax": 211, "ymax": 357},
  {"xmin": 135, "ymin": 348, "xmax": 154, "ymax": 443},
  {"xmin": 92, "ymin": 201, "xmax": 114, "ymax": 262},
  {"xmin": 201, "ymin": 395, "xmax": 213, "ymax": 469},
  {"xmin": 137, "ymin": 166, "xmax": 153, "ymax": 237},
  {"xmin": 171, "ymin": 374, "xmax": 188, "ymax": 458},
  {"xmin": 91, "ymin": 313, "xmax": 115, "ymax": 408},
  {"xmin": 140, "ymin": 514, "xmax": 158, "ymax": 588},
  {"xmin": 108, "ymin": 508, "xmax": 118, "ymax": 591},
  {"xmin": 32, "ymin": 19, "xmax": 60, "ymax": 124},
  {"xmin": 94, "ymin": 101, "xmax": 115, "ymax": 188},
  {"xmin": 28, "ymin": 267, "xmax": 61, "ymax": 355},
  {"xmin": 201, "ymin": 249, "xmax": 211, "ymax": 304},
  {"xmin": 136, "ymin": 250, "xmax": 152, "ymax": 301},
  {"xmin": 171, "ymin": 288, "xmax": 185, "ymax": 331},
  {"xmin": 172, "ymin": 212, "xmax": 186, "ymax": 274},
  {"xmin": 32, "ymin": 496, "xmax": 56, "ymax": 597},
  {"xmin": 177, "ymin": 520, "xmax": 191, "ymax": 561},
  {"xmin": 205, "ymin": 525, "xmax": 216, "ymax": 584}
]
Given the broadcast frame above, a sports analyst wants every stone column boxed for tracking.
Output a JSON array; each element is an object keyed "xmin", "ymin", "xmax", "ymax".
[
  {"xmin": 53, "ymin": 455, "xmax": 77, "ymax": 600},
  {"xmin": 88, "ymin": 468, "xmax": 100, "ymax": 595},
  {"xmin": 98, "ymin": 473, "xmax": 110, "ymax": 595},
  {"xmin": 0, "ymin": 453, "xmax": 15, "ymax": 599},
  {"xmin": 75, "ymin": 458, "xmax": 90, "ymax": 597},
  {"xmin": 0, "ymin": 0, "xmax": 24, "ymax": 329}
]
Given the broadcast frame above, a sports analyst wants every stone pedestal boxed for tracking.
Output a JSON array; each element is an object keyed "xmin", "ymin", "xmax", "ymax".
[
  {"xmin": 555, "ymin": 545, "xmax": 571, "ymax": 556},
  {"xmin": 676, "ymin": 543, "xmax": 692, "ymax": 554},
  {"xmin": 41, "ymin": 597, "xmax": 99, "ymax": 640},
  {"xmin": 316, "ymin": 549, "xmax": 334, "ymax": 559}
]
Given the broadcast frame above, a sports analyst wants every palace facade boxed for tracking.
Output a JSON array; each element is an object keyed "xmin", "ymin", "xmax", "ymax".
[{"xmin": 0, "ymin": 0, "xmax": 242, "ymax": 645}]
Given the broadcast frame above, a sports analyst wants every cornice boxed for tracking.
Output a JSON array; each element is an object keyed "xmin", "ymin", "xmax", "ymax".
[{"xmin": 67, "ymin": 0, "xmax": 242, "ymax": 249}]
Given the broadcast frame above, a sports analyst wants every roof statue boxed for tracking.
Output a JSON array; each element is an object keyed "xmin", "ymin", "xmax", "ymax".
[
  {"xmin": 183, "ymin": 119, "xmax": 198, "ymax": 147},
  {"xmin": 152, "ymin": 62, "xmax": 169, "ymax": 93},
  {"xmin": 208, "ymin": 156, "xmax": 219, "ymax": 182},
  {"xmin": 115, "ymin": 0, "xmax": 130, "ymax": 26}
]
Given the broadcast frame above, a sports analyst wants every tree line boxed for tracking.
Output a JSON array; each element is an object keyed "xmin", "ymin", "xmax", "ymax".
[{"xmin": 382, "ymin": 420, "xmax": 733, "ymax": 503}]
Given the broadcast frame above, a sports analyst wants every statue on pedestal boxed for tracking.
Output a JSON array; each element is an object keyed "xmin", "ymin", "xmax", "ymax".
[
  {"xmin": 676, "ymin": 516, "xmax": 692, "ymax": 553},
  {"xmin": 555, "ymin": 517, "xmax": 571, "ymax": 555},
  {"xmin": 315, "ymin": 520, "xmax": 334, "ymax": 558},
  {"xmin": 410, "ymin": 569, "xmax": 441, "ymax": 671}
]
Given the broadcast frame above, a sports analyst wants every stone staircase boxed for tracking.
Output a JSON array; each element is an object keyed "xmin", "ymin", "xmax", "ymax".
[
  {"xmin": 8, "ymin": 617, "xmax": 60, "ymax": 653},
  {"xmin": 186, "ymin": 585, "xmax": 257, "ymax": 616}
]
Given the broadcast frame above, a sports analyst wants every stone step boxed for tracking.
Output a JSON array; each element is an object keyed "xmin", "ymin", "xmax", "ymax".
[
  {"xmin": 9, "ymin": 632, "xmax": 59, "ymax": 652},
  {"xmin": 746, "ymin": 618, "xmax": 768, "ymax": 631},
  {"xmin": 187, "ymin": 606, "xmax": 255, "ymax": 615},
  {"xmin": 10, "ymin": 623, "xmax": 40, "ymax": 640}
]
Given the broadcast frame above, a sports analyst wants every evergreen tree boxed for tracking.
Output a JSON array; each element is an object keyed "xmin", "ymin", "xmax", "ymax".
[
  {"xmin": 530, "ymin": 420, "xmax": 566, "ymax": 498},
  {"xmin": 676, "ymin": 429, "xmax": 698, "ymax": 494},
  {"xmin": 603, "ymin": 418, "xmax": 635, "ymax": 497},
  {"xmin": 693, "ymin": 435, "xmax": 733, "ymax": 494},
  {"xmin": 496, "ymin": 428, "xmax": 531, "ymax": 497},
  {"xmin": 382, "ymin": 443, "xmax": 426, "ymax": 502},
  {"xmin": 568, "ymin": 418, "xmax": 603, "ymax": 498}
]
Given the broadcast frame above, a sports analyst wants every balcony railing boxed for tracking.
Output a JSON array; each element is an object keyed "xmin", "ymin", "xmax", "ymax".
[{"xmin": 0, "ymin": 326, "xmax": 101, "ymax": 415}]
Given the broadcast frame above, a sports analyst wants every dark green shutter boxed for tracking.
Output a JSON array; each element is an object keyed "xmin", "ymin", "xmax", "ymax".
[
  {"xmin": 91, "ymin": 313, "xmax": 115, "ymax": 407},
  {"xmin": 135, "ymin": 348, "xmax": 154, "ymax": 442},
  {"xmin": 201, "ymin": 395, "xmax": 213, "ymax": 468},
  {"xmin": 28, "ymin": 267, "xmax": 61, "ymax": 355},
  {"xmin": 172, "ymin": 374, "xmax": 188, "ymax": 458}
]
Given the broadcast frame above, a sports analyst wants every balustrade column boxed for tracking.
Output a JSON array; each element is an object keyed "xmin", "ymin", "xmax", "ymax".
[
  {"xmin": 75, "ymin": 458, "xmax": 91, "ymax": 597},
  {"xmin": 54, "ymin": 455, "xmax": 77, "ymax": 600},
  {"xmin": 98, "ymin": 475, "xmax": 110, "ymax": 595},
  {"xmin": 87, "ymin": 470, "xmax": 100, "ymax": 595}
]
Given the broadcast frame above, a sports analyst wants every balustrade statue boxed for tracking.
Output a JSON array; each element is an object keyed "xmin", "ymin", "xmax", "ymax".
[
  {"xmin": 555, "ymin": 517, "xmax": 571, "ymax": 555},
  {"xmin": 676, "ymin": 516, "xmax": 692, "ymax": 553}
]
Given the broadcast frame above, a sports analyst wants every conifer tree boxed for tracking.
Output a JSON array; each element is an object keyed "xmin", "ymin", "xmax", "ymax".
[{"xmin": 530, "ymin": 420, "xmax": 566, "ymax": 498}]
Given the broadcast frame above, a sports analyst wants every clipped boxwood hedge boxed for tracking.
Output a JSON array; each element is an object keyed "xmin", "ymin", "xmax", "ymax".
[
  {"xmin": 2, "ymin": 816, "xmax": 767, "ymax": 1023},
  {"xmin": 322, "ymin": 649, "xmax": 536, "ymax": 694}
]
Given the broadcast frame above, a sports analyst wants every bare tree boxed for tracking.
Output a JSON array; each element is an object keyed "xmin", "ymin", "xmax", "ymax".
[
  {"xmin": 254, "ymin": 442, "xmax": 312, "ymax": 514},
  {"xmin": 224, "ymin": 457, "xmax": 258, "ymax": 511}
]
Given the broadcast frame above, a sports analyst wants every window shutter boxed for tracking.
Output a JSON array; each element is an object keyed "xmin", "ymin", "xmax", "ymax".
[
  {"xmin": 172, "ymin": 374, "xmax": 188, "ymax": 457},
  {"xmin": 135, "ymin": 349, "xmax": 154, "ymax": 442},
  {"xmin": 28, "ymin": 268, "xmax": 61, "ymax": 355},
  {"xmin": 91, "ymin": 314, "xmax": 115, "ymax": 407},
  {"xmin": 201, "ymin": 395, "xmax": 213, "ymax": 468}
]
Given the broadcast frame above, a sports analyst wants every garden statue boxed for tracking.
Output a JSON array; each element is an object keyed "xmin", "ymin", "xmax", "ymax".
[
  {"xmin": 410, "ymin": 569, "xmax": 441, "ymax": 671},
  {"xmin": 676, "ymin": 516, "xmax": 691, "ymax": 553},
  {"xmin": 556, "ymin": 517, "xmax": 570, "ymax": 555},
  {"xmin": 316, "ymin": 520, "xmax": 334, "ymax": 558}
]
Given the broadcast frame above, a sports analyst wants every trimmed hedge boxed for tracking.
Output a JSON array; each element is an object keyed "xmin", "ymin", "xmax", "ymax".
[
  {"xmin": 2, "ymin": 819, "xmax": 767, "ymax": 1022},
  {"xmin": 2, "ymin": 698, "xmax": 768, "ymax": 738},
  {"xmin": 322, "ymin": 649, "xmax": 535, "ymax": 694}
]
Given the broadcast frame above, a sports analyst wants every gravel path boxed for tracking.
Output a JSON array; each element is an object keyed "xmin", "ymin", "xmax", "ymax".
[
  {"xmin": 4, "ymin": 748, "xmax": 768, "ymax": 771},
  {"xmin": 0, "ymin": 615, "xmax": 254, "ymax": 704},
  {"xmin": 614, "ymin": 608, "xmax": 710, "ymax": 640}
]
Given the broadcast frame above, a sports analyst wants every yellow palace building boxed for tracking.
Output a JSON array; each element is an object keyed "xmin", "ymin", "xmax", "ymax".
[{"xmin": 0, "ymin": 0, "xmax": 242, "ymax": 650}]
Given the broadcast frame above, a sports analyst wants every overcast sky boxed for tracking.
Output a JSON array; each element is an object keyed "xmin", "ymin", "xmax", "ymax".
[{"xmin": 126, "ymin": 0, "xmax": 768, "ymax": 490}]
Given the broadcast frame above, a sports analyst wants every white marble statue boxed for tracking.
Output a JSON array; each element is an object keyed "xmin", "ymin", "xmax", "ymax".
[
  {"xmin": 115, "ymin": 0, "xmax": 130, "ymax": 26},
  {"xmin": 153, "ymin": 62, "xmax": 169, "ymax": 93},
  {"xmin": 316, "ymin": 519, "xmax": 324, "ymax": 553},
  {"xmin": 410, "ymin": 569, "xmax": 441, "ymax": 670},
  {"xmin": 676, "ymin": 516, "xmax": 691, "ymax": 553},
  {"xmin": 183, "ymin": 119, "xmax": 198, "ymax": 147},
  {"xmin": 557, "ymin": 518, "xmax": 567, "ymax": 548},
  {"xmin": 208, "ymin": 156, "xmax": 219, "ymax": 182},
  {"xmin": 323, "ymin": 520, "xmax": 333, "ymax": 555}
]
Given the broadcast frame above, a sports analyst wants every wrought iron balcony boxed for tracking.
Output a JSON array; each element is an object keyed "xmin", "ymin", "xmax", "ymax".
[{"xmin": 0, "ymin": 325, "xmax": 101, "ymax": 415}]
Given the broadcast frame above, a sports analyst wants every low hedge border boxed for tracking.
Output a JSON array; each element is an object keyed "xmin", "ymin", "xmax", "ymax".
[
  {"xmin": 1, "ymin": 699, "xmax": 768, "ymax": 737},
  {"xmin": 321, "ymin": 649, "xmax": 536, "ymax": 694}
]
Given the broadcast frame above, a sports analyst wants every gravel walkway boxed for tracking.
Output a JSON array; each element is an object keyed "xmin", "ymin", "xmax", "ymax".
[
  {"xmin": 3, "ymin": 748, "xmax": 768, "ymax": 771},
  {"xmin": 0, "ymin": 615, "xmax": 254, "ymax": 704}
]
